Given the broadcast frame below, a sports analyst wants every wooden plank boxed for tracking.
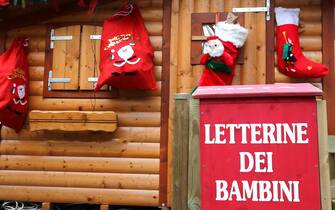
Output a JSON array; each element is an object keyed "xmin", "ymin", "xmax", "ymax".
[
  {"xmin": 0, "ymin": 155, "xmax": 159, "ymax": 174},
  {"xmin": 188, "ymin": 98, "xmax": 200, "ymax": 210},
  {"xmin": 322, "ymin": 0, "xmax": 335, "ymax": 134},
  {"xmin": 159, "ymin": 0, "xmax": 171, "ymax": 206},
  {"xmin": 265, "ymin": 1, "xmax": 276, "ymax": 84},
  {"xmin": 317, "ymin": 99, "xmax": 332, "ymax": 210},
  {"xmin": 42, "ymin": 202, "xmax": 53, "ymax": 210},
  {"xmin": 0, "ymin": 140, "xmax": 159, "ymax": 158},
  {"xmin": 2, "ymin": 127, "xmax": 160, "ymax": 143},
  {"xmin": 0, "ymin": 186, "xmax": 158, "ymax": 206},
  {"xmin": 172, "ymin": 94, "xmax": 190, "ymax": 210},
  {"xmin": 64, "ymin": 25, "xmax": 81, "ymax": 90},
  {"xmin": 256, "ymin": 0, "xmax": 266, "ymax": 84},
  {"xmin": 29, "ymin": 111, "xmax": 117, "ymax": 132},
  {"xmin": 100, "ymin": 205, "xmax": 109, "ymax": 210},
  {"xmin": 329, "ymin": 135, "xmax": 335, "ymax": 153},
  {"xmin": 52, "ymin": 26, "xmax": 67, "ymax": 90},
  {"xmin": 80, "ymin": 25, "xmax": 101, "ymax": 90},
  {"xmin": 0, "ymin": 170, "xmax": 159, "ymax": 190}
]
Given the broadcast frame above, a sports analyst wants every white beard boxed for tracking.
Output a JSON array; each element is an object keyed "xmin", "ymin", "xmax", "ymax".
[{"xmin": 204, "ymin": 39, "xmax": 224, "ymax": 58}]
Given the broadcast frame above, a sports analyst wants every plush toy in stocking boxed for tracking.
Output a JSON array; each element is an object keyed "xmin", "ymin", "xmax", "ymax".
[
  {"xmin": 275, "ymin": 7, "xmax": 328, "ymax": 78},
  {"xmin": 197, "ymin": 22, "xmax": 248, "ymax": 87}
]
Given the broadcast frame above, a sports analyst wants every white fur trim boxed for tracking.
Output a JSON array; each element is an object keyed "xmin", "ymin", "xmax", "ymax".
[
  {"xmin": 215, "ymin": 22, "xmax": 248, "ymax": 48},
  {"xmin": 275, "ymin": 7, "xmax": 300, "ymax": 26}
]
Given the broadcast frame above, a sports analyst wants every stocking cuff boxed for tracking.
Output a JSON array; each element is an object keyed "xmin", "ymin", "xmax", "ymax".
[
  {"xmin": 215, "ymin": 22, "xmax": 248, "ymax": 48},
  {"xmin": 275, "ymin": 7, "xmax": 300, "ymax": 26}
]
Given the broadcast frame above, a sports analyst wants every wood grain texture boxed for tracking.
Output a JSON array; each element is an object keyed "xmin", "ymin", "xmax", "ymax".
[
  {"xmin": 29, "ymin": 111, "xmax": 117, "ymax": 132},
  {"xmin": 266, "ymin": 0, "xmax": 275, "ymax": 84},
  {"xmin": 172, "ymin": 94, "xmax": 190, "ymax": 210},
  {"xmin": 0, "ymin": 170, "xmax": 159, "ymax": 190},
  {"xmin": 0, "ymin": 155, "xmax": 159, "ymax": 174},
  {"xmin": 317, "ymin": 99, "xmax": 332, "ymax": 210},
  {"xmin": 188, "ymin": 98, "xmax": 200, "ymax": 210},
  {"xmin": 0, "ymin": 186, "xmax": 159, "ymax": 206}
]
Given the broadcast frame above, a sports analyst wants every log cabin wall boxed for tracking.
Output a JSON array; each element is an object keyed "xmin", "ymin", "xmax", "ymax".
[{"xmin": 0, "ymin": 0, "xmax": 165, "ymax": 206}]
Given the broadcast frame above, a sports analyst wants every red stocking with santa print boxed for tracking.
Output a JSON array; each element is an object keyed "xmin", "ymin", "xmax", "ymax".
[
  {"xmin": 0, "ymin": 38, "xmax": 29, "ymax": 132},
  {"xmin": 275, "ymin": 7, "xmax": 328, "ymax": 78},
  {"xmin": 197, "ymin": 22, "xmax": 248, "ymax": 87},
  {"xmin": 95, "ymin": 3, "xmax": 156, "ymax": 91}
]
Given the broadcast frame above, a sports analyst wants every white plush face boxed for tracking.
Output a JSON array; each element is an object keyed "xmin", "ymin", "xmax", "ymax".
[
  {"xmin": 17, "ymin": 85, "xmax": 25, "ymax": 99},
  {"xmin": 205, "ymin": 39, "xmax": 224, "ymax": 57},
  {"xmin": 117, "ymin": 45, "xmax": 134, "ymax": 60}
]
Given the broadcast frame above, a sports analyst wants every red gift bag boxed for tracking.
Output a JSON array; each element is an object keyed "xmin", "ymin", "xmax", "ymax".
[
  {"xmin": 95, "ymin": 3, "xmax": 157, "ymax": 91},
  {"xmin": 0, "ymin": 38, "xmax": 29, "ymax": 132}
]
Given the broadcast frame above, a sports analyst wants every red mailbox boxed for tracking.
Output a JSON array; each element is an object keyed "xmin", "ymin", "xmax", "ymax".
[{"xmin": 192, "ymin": 83, "xmax": 325, "ymax": 210}]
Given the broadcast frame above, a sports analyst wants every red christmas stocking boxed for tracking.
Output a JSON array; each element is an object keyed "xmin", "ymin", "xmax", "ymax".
[
  {"xmin": 197, "ymin": 23, "xmax": 248, "ymax": 87},
  {"xmin": 275, "ymin": 7, "xmax": 328, "ymax": 78},
  {"xmin": 0, "ymin": 0, "xmax": 9, "ymax": 6}
]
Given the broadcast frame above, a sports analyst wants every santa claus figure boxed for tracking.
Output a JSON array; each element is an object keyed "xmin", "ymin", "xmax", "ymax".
[{"xmin": 197, "ymin": 21, "xmax": 248, "ymax": 87}]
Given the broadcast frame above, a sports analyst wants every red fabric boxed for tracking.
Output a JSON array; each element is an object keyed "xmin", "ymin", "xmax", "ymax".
[
  {"xmin": 0, "ymin": 0, "xmax": 9, "ymax": 6},
  {"xmin": 88, "ymin": 0, "xmax": 98, "ymax": 15},
  {"xmin": 95, "ymin": 4, "xmax": 156, "ymax": 91},
  {"xmin": 0, "ymin": 38, "xmax": 29, "ymax": 132},
  {"xmin": 276, "ymin": 24, "xmax": 328, "ymax": 78},
  {"xmin": 197, "ymin": 40, "xmax": 239, "ymax": 86}
]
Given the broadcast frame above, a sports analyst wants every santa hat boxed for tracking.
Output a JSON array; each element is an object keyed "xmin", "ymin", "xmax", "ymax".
[{"xmin": 215, "ymin": 22, "xmax": 248, "ymax": 48}]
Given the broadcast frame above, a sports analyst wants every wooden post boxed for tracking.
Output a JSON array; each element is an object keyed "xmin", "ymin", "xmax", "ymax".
[
  {"xmin": 100, "ymin": 204, "xmax": 109, "ymax": 210},
  {"xmin": 317, "ymin": 99, "xmax": 332, "ymax": 210},
  {"xmin": 172, "ymin": 93, "xmax": 190, "ymax": 210},
  {"xmin": 42, "ymin": 202, "xmax": 53, "ymax": 210},
  {"xmin": 188, "ymin": 98, "xmax": 200, "ymax": 210}
]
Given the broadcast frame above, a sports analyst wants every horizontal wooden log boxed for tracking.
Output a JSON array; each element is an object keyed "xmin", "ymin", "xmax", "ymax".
[
  {"xmin": 29, "ymin": 66, "xmax": 44, "ymax": 81},
  {"xmin": 7, "ymin": 25, "xmax": 46, "ymax": 37},
  {"xmin": 274, "ymin": 67, "xmax": 322, "ymax": 83},
  {"xmin": 299, "ymin": 22, "xmax": 321, "ymax": 36},
  {"xmin": 48, "ymin": 9, "xmax": 163, "ymax": 23},
  {"xmin": 7, "ymin": 35, "xmax": 162, "ymax": 52},
  {"xmin": 275, "ymin": 51, "xmax": 322, "ymax": 65},
  {"xmin": 276, "ymin": 0, "xmax": 320, "ymax": 7},
  {"xmin": 28, "ymin": 51, "xmax": 162, "ymax": 66},
  {"xmin": 300, "ymin": 7, "xmax": 322, "ymax": 21},
  {"xmin": 28, "ymin": 65, "xmax": 161, "ymax": 83},
  {"xmin": 29, "ymin": 81, "xmax": 43, "ymax": 96},
  {"xmin": 102, "ymin": 0, "xmax": 163, "ymax": 9},
  {"xmin": 6, "ymin": 36, "xmax": 45, "ymax": 52},
  {"xmin": 0, "ymin": 140, "xmax": 159, "ymax": 158},
  {"xmin": 0, "ymin": 170, "xmax": 159, "ymax": 190},
  {"xmin": 0, "ymin": 186, "xmax": 158, "ymax": 206},
  {"xmin": 117, "ymin": 112, "xmax": 160, "ymax": 127},
  {"xmin": 0, "ymin": 155, "xmax": 159, "ymax": 174},
  {"xmin": 119, "ymin": 81, "xmax": 162, "ymax": 97},
  {"xmin": 29, "ymin": 111, "xmax": 117, "ymax": 132},
  {"xmin": 29, "ymin": 96, "xmax": 161, "ymax": 112},
  {"xmin": 1, "ymin": 127, "xmax": 160, "ymax": 142},
  {"xmin": 274, "ymin": 36, "xmax": 322, "ymax": 51}
]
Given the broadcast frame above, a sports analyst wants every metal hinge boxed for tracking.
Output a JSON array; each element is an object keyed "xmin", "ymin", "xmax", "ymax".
[
  {"xmin": 232, "ymin": 0, "xmax": 271, "ymax": 21},
  {"xmin": 88, "ymin": 77, "xmax": 98, "ymax": 83},
  {"xmin": 90, "ymin": 35, "xmax": 101, "ymax": 40},
  {"xmin": 50, "ymin": 29, "xmax": 73, "ymax": 49},
  {"xmin": 48, "ymin": 70, "xmax": 71, "ymax": 91}
]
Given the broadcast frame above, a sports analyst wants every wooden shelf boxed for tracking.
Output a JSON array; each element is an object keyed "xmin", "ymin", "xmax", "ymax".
[{"xmin": 29, "ymin": 111, "xmax": 117, "ymax": 132}]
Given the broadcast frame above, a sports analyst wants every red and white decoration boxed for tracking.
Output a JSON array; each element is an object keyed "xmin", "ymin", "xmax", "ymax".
[
  {"xmin": 275, "ymin": 7, "xmax": 328, "ymax": 78},
  {"xmin": 197, "ymin": 22, "xmax": 248, "ymax": 87},
  {"xmin": 0, "ymin": 38, "xmax": 29, "ymax": 132}
]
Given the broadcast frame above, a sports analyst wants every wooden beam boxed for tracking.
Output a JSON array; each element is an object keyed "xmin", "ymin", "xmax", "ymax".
[
  {"xmin": 317, "ymin": 99, "xmax": 332, "ymax": 210},
  {"xmin": 159, "ymin": 0, "xmax": 171, "ymax": 207},
  {"xmin": 188, "ymin": 98, "xmax": 200, "ymax": 210},
  {"xmin": 172, "ymin": 94, "xmax": 190, "ymax": 210},
  {"xmin": 322, "ymin": 0, "xmax": 335, "ymax": 134},
  {"xmin": 42, "ymin": 202, "xmax": 53, "ymax": 210},
  {"xmin": 0, "ymin": 0, "xmax": 113, "ymax": 31},
  {"xmin": 265, "ymin": 0, "xmax": 275, "ymax": 84}
]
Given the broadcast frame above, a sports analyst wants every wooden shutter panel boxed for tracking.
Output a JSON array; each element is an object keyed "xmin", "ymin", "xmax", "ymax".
[
  {"xmin": 79, "ymin": 25, "xmax": 104, "ymax": 90},
  {"xmin": 51, "ymin": 25, "xmax": 81, "ymax": 90}
]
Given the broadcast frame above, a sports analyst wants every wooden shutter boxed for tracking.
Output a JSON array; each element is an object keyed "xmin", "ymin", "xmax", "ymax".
[
  {"xmin": 79, "ymin": 25, "xmax": 104, "ymax": 90},
  {"xmin": 51, "ymin": 25, "xmax": 81, "ymax": 90}
]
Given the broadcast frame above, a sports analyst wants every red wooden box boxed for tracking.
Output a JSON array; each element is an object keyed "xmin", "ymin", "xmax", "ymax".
[{"xmin": 192, "ymin": 83, "xmax": 324, "ymax": 210}]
